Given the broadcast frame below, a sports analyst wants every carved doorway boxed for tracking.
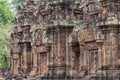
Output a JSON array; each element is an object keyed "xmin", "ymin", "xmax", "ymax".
[
  {"xmin": 73, "ymin": 42, "xmax": 80, "ymax": 72},
  {"xmin": 26, "ymin": 43, "xmax": 32, "ymax": 73},
  {"xmin": 39, "ymin": 52, "xmax": 47, "ymax": 74}
]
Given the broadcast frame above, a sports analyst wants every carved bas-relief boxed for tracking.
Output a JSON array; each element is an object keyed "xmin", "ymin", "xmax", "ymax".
[{"xmin": 9, "ymin": 0, "xmax": 120, "ymax": 80}]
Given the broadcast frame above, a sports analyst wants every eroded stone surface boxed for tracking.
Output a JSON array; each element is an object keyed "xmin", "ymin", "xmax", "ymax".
[{"xmin": 9, "ymin": 0, "xmax": 120, "ymax": 80}]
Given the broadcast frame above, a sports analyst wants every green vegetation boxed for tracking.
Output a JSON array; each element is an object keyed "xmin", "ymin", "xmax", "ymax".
[
  {"xmin": 0, "ymin": 0, "xmax": 23, "ymax": 68},
  {"xmin": 0, "ymin": 0, "xmax": 14, "ymax": 68},
  {"xmin": 0, "ymin": 25, "xmax": 12, "ymax": 68},
  {"xmin": 0, "ymin": 0, "xmax": 14, "ymax": 25}
]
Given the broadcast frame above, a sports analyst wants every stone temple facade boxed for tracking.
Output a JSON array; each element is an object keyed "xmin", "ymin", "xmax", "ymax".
[{"xmin": 9, "ymin": 0, "xmax": 120, "ymax": 80}]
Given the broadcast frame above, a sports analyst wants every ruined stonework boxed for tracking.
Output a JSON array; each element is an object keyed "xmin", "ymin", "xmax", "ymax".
[{"xmin": 9, "ymin": 0, "xmax": 120, "ymax": 80}]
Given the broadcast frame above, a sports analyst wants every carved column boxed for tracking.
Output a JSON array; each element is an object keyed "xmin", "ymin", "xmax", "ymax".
[
  {"xmin": 11, "ymin": 41, "xmax": 20, "ymax": 75},
  {"xmin": 13, "ymin": 54, "xmax": 19, "ymax": 75},
  {"xmin": 103, "ymin": 27, "xmax": 119, "ymax": 68},
  {"xmin": 46, "ymin": 44, "xmax": 51, "ymax": 67},
  {"xmin": 98, "ymin": 43, "xmax": 103, "ymax": 69},
  {"xmin": 109, "ymin": 27, "xmax": 119, "ymax": 67},
  {"xmin": 45, "ymin": 42, "xmax": 52, "ymax": 75},
  {"xmin": 67, "ymin": 42, "xmax": 73, "ymax": 75},
  {"xmin": 50, "ymin": 29, "xmax": 54, "ymax": 65},
  {"xmin": 30, "ymin": 46, "xmax": 37, "ymax": 75},
  {"xmin": 56, "ymin": 28, "xmax": 66, "ymax": 75},
  {"xmin": 23, "ymin": 43, "xmax": 27, "ymax": 73},
  {"xmin": 66, "ymin": 29, "xmax": 73, "ymax": 75},
  {"xmin": 43, "ymin": 29, "xmax": 54, "ymax": 76},
  {"xmin": 38, "ymin": 52, "xmax": 41, "ymax": 75},
  {"xmin": 43, "ymin": 26, "xmax": 74, "ymax": 77}
]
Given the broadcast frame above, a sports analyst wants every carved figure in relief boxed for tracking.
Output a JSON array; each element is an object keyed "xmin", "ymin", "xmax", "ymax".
[
  {"xmin": 35, "ymin": 29, "xmax": 43, "ymax": 45},
  {"xmin": 23, "ymin": 31, "xmax": 26, "ymax": 41},
  {"xmin": 9, "ymin": 0, "xmax": 120, "ymax": 79}
]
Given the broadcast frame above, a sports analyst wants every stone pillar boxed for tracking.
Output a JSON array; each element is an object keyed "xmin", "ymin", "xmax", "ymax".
[
  {"xmin": 44, "ymin": 29, "xmax": 54, "ymax": 76},
  {"xmin": 67, "ymin": 42, "xmax": 73, "ymax": 75},
  {"xmin": 83, "ymin": 48, "xmax": 88, "ymax": 66},
  {"xmin": 98, "ymin": 44, "xmax": 103, "ymax": 69},
  {"xmin": 42, "ymin": 26, "xmax": 74, "ymax": 78},
  {"xmin": 103, "ymin": 27, "xmax": 119, "ymax": 68},
  {"xmin": 46, "ymin": 45, "xmax": 51, "ymax": 67},
  {"xmin": 13, "ymin": 54, "xmax": 19, "ymax": 75},
  {"xmin": 30, "ymin": 46, "xmax": 37, "ymax": 75},
  {"xmin": 56, "ymin": 28, "xmax": 66, "ymax": 75},
  {"xmin": 23, "ymin": 43, "xmax": 27, "ymax": 73},
  {"xmin": 33, "ymin": 46, "xmax": 37, "ymax": 70},
  {"xmin": 109, "ymin": 27, "xmax": 119, "ymax": 67},
  {"xmin": 45, "ymin": 43, "xmax": 52, "ymax": 74},
  {"xmin": 50, "ymin": 29, "xmax": 54, "ymax": 65},
  {"xmin": 66, "ymin": 28, "xmax": 73, "ymax": 75},
  {"xmin": 38, "ymin": 53, "xmax": 41, "ymax": 75},
  {"xmin": 11, "ymin": 42, "xmax": 20, "ymax": 75},
  {"xmin": 50, "ymin": 26, "xmax": 73, "ymax": 76},
  {"xmin": 96, "ymin": 39, "xmax": 104, "ymax": 69},
  {"xmin": 84, "ymin": 48, "xmax": 90, "ymax": 73}
]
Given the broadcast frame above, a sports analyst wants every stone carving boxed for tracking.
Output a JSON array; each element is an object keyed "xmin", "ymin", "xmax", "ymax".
[
  {"xmin": 34, "ymin": 29, "xmax": 43, "ymax": 46},
  {"xmin": 9, "ymin": 0, "xmax": 120, "ymax": 80}
]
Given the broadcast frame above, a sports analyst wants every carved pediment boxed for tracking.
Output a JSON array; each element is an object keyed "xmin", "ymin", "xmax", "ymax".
[{"xmin": 77, "ymin": 27, "xmax": 95, "ymax": 43}]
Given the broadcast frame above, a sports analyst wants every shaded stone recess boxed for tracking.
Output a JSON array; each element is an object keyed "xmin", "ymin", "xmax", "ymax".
[{"xmin": 9, "ymin": 0, "xmax": 120, "ymax": 80}]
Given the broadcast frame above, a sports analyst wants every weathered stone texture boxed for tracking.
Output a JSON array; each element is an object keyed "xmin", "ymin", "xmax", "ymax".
[{"xmin": 9, "ymin": 0, "xmax": 120, "ymax": 80}]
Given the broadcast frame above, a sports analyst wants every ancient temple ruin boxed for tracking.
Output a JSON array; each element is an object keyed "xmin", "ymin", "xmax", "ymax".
[{"xmin": 9, "ymin": 0, "xmax": 120, "ymax": 80}]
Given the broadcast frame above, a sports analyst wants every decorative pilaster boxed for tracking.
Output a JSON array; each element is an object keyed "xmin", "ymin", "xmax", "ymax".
[
  {"xmin": 103, "ymin": 27, "xmax": 119, "ymax": 68},
  {"xmin": 56, "ymin": 28, "xmax": 66, "ymax": 76},
  {"xmin": 13, "ymin": 54, "xmax": 19, "ymax": 75},
  {"xmin": 23, "ymin": 43, "xmax": 27, "ymax": 73},
  {"xmin": 96, "ymin": 32, "xmax": 104, "ymax": 69},
  {"xmin": 109, "ymin": 27, "xmax": 119, "ymax": 68},
  {"xmin": 30, "ymin": 46, "xmax": 37, "ymax": 75},
  {"xmin": 67, "ymin": 42, "xmax": 73, "ymax": 76}
]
